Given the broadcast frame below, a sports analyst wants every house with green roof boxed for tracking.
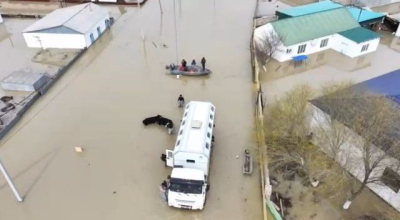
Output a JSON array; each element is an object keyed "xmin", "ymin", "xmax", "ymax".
[
  {"xmin": 254, "ymin": 7, "xmax": 381, "ymax": 62},
  {"xmin": 276, "ymin": 0, "xmax": 384, "ymax": 26}
]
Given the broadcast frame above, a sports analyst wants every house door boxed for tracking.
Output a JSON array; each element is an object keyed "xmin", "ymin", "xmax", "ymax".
[
  {"xmin": 90, "ymin": 33, "xmax": 95, "ymax": 43},
  {"xmin": 97, "ymin": 27, "xmax": 101, "ymax": 37}
]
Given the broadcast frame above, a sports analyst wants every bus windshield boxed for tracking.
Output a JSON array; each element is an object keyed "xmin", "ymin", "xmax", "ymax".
[{"xmin": 169, "ymin": 178, "xmax": 204, "ymax": 194}]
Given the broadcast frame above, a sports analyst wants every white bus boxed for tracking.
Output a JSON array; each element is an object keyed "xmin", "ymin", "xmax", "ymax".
[{"xmin": 163, "ymin": 101, "xmax": 215, "ymax": 210}]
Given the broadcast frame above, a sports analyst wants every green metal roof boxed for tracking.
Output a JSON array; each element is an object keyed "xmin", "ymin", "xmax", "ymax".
[
  {"xmin": 277, "ymin": 1, "xmax": 342, "ymax": 17},
  {"xmin": 272, "ymin": 8, "xmax": 360, "ymax": 46},
  {"xmin": 338, "ymin": 27, "xmax": 380, "ymax": 43},
  {"xmin": 277, "ymin": 1, "xmax": 384, "ymax": 24},
  {"xmin": 346, "ymin": 6, "xmax": 384, "ymax": 23}
]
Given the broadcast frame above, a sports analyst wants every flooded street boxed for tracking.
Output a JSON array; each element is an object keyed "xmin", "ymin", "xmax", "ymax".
[{"xmin": 0, "ymin": 0, "xmax": 262, "ymax": 220}]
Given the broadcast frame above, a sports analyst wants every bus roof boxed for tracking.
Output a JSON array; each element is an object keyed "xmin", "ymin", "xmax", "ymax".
[{"xmin": 174, "ymin": 101, "xmax": 215, "ymax": 155}]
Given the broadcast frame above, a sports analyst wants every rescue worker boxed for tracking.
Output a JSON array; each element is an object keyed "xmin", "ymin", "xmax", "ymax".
[{"xmin": 201, "ymin": 57, "xmax": 206, "ymax": 71}]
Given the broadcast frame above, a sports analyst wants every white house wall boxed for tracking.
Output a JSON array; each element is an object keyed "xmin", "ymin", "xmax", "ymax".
[
  {"xmin": 84, "ymin": 13, "xmax": 110, "ymax": 47},
  {"xmin": 23, "ymin": 32, "xmax": 86, "ymax": 49},
  {"xmin": 332, "ymin": 34, "xmax": 380, "ymax": 58},
  {"xmin": 0, "ymin": 14, "xmax": 3, "ymax": 24},
  {"xmin": 275, "ymin": 35, "xmax": 334, "ymax": 62},
  {"xmin": 396, "ymin": 26, "xmax": 400, "ymax": 37},
  {"xmin": 254, "ymin": 23, "xmax": 381, "ymax": 62},
  {"xmin": 310, "ymin": 105, "xmax": 400, "ymax": 213}
]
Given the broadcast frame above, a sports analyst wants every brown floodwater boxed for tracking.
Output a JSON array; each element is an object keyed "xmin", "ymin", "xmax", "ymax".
[{"xmin": 0, "ymin": 0, "xmax": 262, "ymax": 219}]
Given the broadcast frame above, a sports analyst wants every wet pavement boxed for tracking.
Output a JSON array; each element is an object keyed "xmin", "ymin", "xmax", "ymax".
[{"xmin": 0, "ymin": 0, "xmax": 262, "ymax": 220}]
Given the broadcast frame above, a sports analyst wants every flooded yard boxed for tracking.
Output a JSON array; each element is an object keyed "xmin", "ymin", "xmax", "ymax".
[
  {"xmin": 260, "ymin": 36, "xmax": 400, "ymax": 219},
  {"xmin": 0, "ymin": 0, "xmax": 262, "ymax": 220}
]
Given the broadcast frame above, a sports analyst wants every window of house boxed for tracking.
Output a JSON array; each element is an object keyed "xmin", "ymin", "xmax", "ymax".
[
  {"xmin": 297, "ymin": 44, "xmax": 306, "ymax": 54},
  {"xmin": 176, "ymin": 140, "xmax": 180, "ymax": 146},
  {"xmin": 209, "ymin": 123, "xmax": 212, "ymax": 128},
  {"xmin": 381, "ymin": 167, "xmax": 400, "ymax": 193},
  {"xmin": 320, "ymin": 38, "xmax": 329, "ymax": 48},
  {"xmin": 286, "ymin": 48, "xmax": 292, "ymax": 54},
  {"xmin": 207, "ymin": 132, "xmax": 211, "ymax": 138},
  {"xmin": 210, "ymin": 114, "xmax": 213, "ymax": 120},
  {"xmin": 206, "ymin": 142, "xmax": 209, "ymax": 149},
  {"xmin": 361, "ymin": 44, "xmax": 369, "ymax": 52}
]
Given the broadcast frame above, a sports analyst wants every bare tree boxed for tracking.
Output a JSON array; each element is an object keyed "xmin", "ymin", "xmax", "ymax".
[
  {"xmin": 266, "ymin": 82, "xmax": 400, "ymax": 211},
  {"xmin": 265, "ymin": 85, "xmax": 337, "ymax": 186},
  {"xmin": 255, "ymin": 31, "xmax": 283, "ymax": 65},
  {"xmin": 311, "ymin": 86, "xmax": 400, "ymax": 209}
]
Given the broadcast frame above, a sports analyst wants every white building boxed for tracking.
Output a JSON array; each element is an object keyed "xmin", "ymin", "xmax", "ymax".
[
  {"xmin": 0, "ymin": 14, "xmax": 3, "ymax": 24},
  {"xmin": 23, "ymin": 3, "xmax": 110, "ymax": 49},
  {"xmin": 254, "ymin": 7, "xmax": 381, "ymax": 62},
  {"xmin": 310, "ymin": 70, "xmax": 400, "ymax": 213}
]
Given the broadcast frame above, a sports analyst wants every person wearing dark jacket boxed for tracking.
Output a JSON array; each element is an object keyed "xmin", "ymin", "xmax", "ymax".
[
  {"xmin": 201, "ymin": 57, "xmax": 206, "ymax": 71},
  {"xmin": 191, "ymin": 59, "xmax": 196, "ymax": 66},
  {"xmin": 178, "ymin": 94, "xmax": 185, "ymax": 107}
]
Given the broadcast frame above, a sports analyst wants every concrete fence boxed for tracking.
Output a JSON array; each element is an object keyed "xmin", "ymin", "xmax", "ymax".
[{"xmin": 0, "ymin": 47, "xmax": 86, "ymax": 142}]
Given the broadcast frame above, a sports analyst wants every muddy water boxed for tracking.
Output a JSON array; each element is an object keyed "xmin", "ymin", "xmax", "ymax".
[
  {"xmin": 260, "ymin": 44, "xmax": 400, "ymax": 103},
  {"xmin": 0, "ymin": 0, "xmax": 262, "ymax": 220}
]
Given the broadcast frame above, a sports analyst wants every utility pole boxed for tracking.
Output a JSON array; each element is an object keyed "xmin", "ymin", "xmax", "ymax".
[
  {"xmin": 0, "ymin": 159, "xmax": 23, "ymax": 202},
  {"xmin": 173, "ymin": 0, "xmax": 179, "ymax": 64},
  {"xmin": 158, "ymin": 0, "xmax": 163, "ymax": 14},
  {"xmin": 138, "ymin": 0, "xmax": 145, "ymax": 41}
]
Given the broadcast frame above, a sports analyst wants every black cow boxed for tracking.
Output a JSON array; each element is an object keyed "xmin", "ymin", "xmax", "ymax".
[
  {"xmin": 142, "ymin": 115, "xmax": 162, "ymax": 125},
  {"xmin": 158, "ymin": 116, "xmax": 174, "ymax": 134},
  {"xmin": 157, "ymin": 116, "xmax": 173, "ymax": 127}
]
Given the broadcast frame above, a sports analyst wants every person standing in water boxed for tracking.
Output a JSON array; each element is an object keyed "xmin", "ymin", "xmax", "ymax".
[
  {"xmin": 201, "ymin": 57, "xmax": 206, "ymax": 71},
  {"xmin": 191, "ymin": 59, "xmax": 196, "ymax": 66},
  {"xmin": 178, "ymin": 94, "xmax": 185, "ymax": 107}
]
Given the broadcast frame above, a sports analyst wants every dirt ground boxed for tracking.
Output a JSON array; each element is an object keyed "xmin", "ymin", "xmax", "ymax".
[{"xmin": 0, "ymin": 0, "xmax": 263, "ymax": 220}]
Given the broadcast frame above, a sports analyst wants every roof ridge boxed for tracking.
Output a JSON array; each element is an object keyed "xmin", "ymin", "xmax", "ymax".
[
  {"xmin": 60, "ymin": 3, "xmax": 92, "ymax": 30},
  {"xmin": 272, "ymin": 7, "xmax": 355, "ymax": 24}
]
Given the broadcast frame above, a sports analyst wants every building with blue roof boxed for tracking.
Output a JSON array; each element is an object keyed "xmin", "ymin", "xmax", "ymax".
[
  {"xmin": 277, "ymin": 0, "xmax": 385, "ymax": 26},
  {"xmin": 310, "ymin": 69, "xmax": 400, "ymax": 213}
]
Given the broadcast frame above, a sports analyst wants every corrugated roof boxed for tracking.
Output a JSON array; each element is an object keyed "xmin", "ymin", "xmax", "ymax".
[
  {"xmin": 311, "ymin": 69, "xmax": 400, "ymax": 159},
  {"xmin": 278, "ymin": 1, "xmax": 384, "ymax": 23},
  {"xmin": 271, "ymin": 8, "xmax": 360, "ymax": 46},
  {"xmin": 346, "ymin": 7, "xmax": 384, "ymax": 23},
  {"xmin": 277, "ymin": 1, "xmax": 342, "ymax": 17},
  {"xmin": 338, "ymin": 27, "xmax": 380, "ymax": 43},
  {"xmin": 23, "ymin": 3, "xmax": 108, "ymax": 34}
]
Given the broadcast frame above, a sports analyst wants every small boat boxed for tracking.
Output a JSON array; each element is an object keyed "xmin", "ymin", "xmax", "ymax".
[
  {"xmin": 243, "ymin": 149, "xmax": 253, "ymax": 175},
  {"xmin": 166, "ymin": 64, "xmax": 211, "ymax": 76}
]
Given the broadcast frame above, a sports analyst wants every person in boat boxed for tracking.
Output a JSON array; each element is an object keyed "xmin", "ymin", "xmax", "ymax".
[
  {"xmin": 178, "ymin": 95, "xmax": 185, "ymax": 107},
  {"xmin": 191, "ymin": 59, "xmax": 196, "ymax": 66},
  {"xmin": 181, "ymin": 59, "xmax": 188, "ymax": 71},
  {"xmin": 201, "ymin": 57, "xmax": 206, "ymax": 71}
]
